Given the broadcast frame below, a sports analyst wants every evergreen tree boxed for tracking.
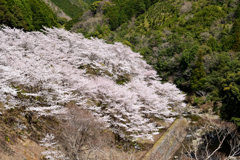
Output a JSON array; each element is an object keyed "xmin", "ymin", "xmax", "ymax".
[
  {"xmin": 220, "ymin": 72, "xmax": 240, "ymax": 121},
  {"xmin": 233, "ymin": 21, "xmax": 240, "ymax": 52},
  {"xmin": 191, "ymin": 50, "xmax": 206, "ymax": 91}
]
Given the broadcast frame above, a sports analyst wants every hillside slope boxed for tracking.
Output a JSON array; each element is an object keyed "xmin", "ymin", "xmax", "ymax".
[
  {"xmin": 0, "ymin": 26, "xmax": 185, "ymax": 140},
  {"xmin": 0, "ymin": 0, "xmax": 58, "ymax": 31},
  {"xmin": 69, "ymin": 0, "xmax": 240, "ymax": 124},
  {"xmin": 0, "ymin": 26, "xmax": 186, "ymax": 159},
  {"xmin": 48, "ymin": 0, "xmax": 99, "ymax": 19},
  {"xmin": 49, "ymin": 0, "xmax": 84, "ymax": 18},
  {"xmin": 42, "ymin": 0, "xmax": 72, "ymax": 21}
]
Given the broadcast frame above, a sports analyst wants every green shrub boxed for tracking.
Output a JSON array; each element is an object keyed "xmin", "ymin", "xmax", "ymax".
[
  {"xmin": 122, "ymin": 40, "xmax": 132, "ymax": 47},
  {"xmin": 89, "ymin": 1, "xmax": 101, "ymax": 14}
]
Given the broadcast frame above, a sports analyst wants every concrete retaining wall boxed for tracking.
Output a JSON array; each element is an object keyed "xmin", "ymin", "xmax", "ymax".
[{"xmin": 142, "ymin": 117, "xmax": 188, "ymax": 160}]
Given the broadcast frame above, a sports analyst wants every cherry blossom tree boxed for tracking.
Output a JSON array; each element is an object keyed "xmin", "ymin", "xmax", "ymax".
[{"xmin": 0, "ymin": 26, "xmax": 186, "ymax": 140}]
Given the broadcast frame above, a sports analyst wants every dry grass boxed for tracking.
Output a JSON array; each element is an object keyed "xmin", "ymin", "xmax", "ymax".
[
  {"xmin": 0, "ymin": 106, "xmax": 60, "ymax": 160},
  {"xmin": 0, "ymin": 103, "xmax": 171, "ymax": 160}
]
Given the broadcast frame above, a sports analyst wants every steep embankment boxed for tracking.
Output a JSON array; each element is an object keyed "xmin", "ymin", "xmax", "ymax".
[
  {"xmin": 48, "ymin": 0, "xmax": 89, "ymax": 18},
  {"xmin": 42, "ymin": 0, "xmax": 72, "ymax": 21}
]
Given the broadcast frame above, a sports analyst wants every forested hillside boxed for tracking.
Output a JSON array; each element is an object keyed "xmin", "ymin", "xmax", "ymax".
[
  {"xmin": 0, "ymin": 0, "xmax": 58, "ymax": 31},
  {"xmin": 0, "ymin": 26, "xmax": 186, "ymax": 158},
  {"xmin": 68, "ymin": 0, "xmax": 240, "ymax": 124},
  {"xmin": 0, "ymin": 26, "xmax": 185, "ymax": 140},
  {"xmin": 49, "ymin": 0, "xmax": 100, "ymax": 18},
  {"xmin": 50, "ymin": 0, "xmax": 85, "ymax": 18},
  {"xmin": 0, "ymin": 1, "xmax": 187, "ymax": 158},
  {"xmin": 42, "ymin": 0, "xmax": 72, "ymax": 21},
  {"xmin": 1, "ymin": 0, "xmax": 240, "ymax": 159}
]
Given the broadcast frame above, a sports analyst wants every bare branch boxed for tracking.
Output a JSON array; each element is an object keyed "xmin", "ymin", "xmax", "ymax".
[
  {"xmin": 59, "ymin": 103, "xmax": 104, "ymax": 160},
  {"xmin": 174, "ymin": 118, "xmax": 239, "ymax": 160}
]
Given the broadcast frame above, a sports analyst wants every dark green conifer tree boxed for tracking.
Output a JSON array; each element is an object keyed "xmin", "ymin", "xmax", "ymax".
[
  {"xmin": 220, "ymin": 72, "xmax": 240, "ymax": 122},
  {"xmin": 233, "ymin": 22, "xmax": 240, "ymax": 52},
  {"xmin": 191, "ymin": 50, "xmax": 206, "ymax": 91}
]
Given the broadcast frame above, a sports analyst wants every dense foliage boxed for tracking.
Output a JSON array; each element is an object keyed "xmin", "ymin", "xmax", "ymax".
[
  {"xmin": 48, "ymin": 0, "xmax": 100, "ymax": 19},
  {"xmin": 69, "ymin": 0, "xmax": 240, "ymax": 124},
  {"xmin": 65, "ymin": 12, "xmax": 84, "ymax": 30},
  {"xmin": 0, "ymin": 27, "xmax": 185, "ymax": 140},
  {"xmin": 103, "ymin": 0, "xmax": 159, "ymax": 30},
  {"xmin": 50, "ymin": 0, "xmax": 84, "ymax": 18},
  {"xmin": 0, "ymin": 0, "xmax": 58, "ymax": 31},
  {"xmin": 83, "ymin": 0, "xmax": 99, "ymax": 5}
]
